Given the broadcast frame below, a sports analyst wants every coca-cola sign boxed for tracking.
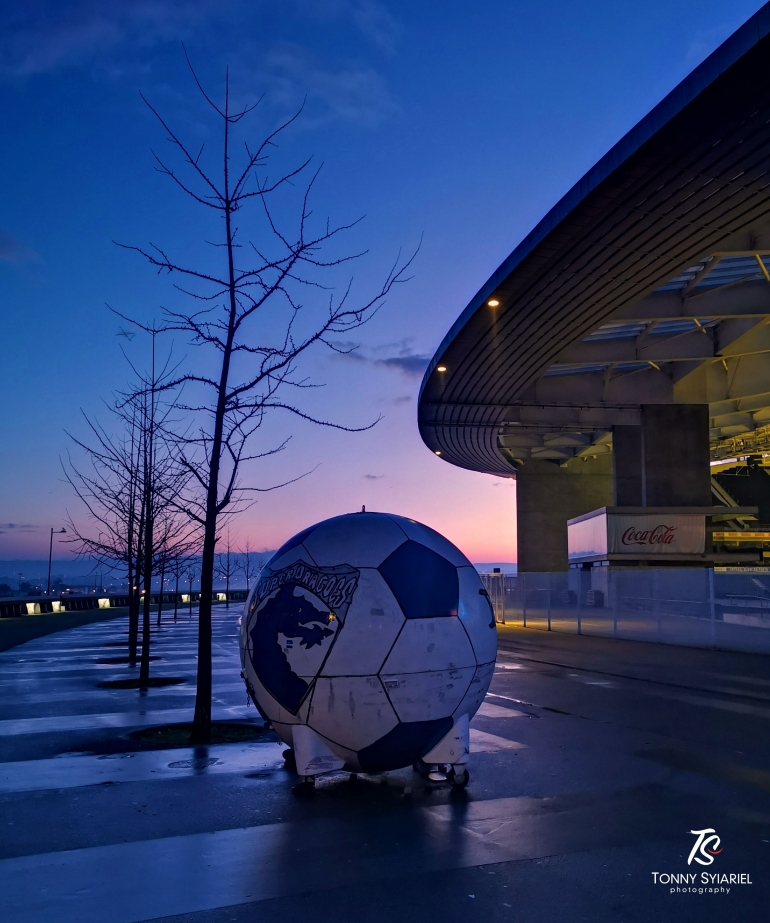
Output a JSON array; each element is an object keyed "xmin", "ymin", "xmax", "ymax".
[
  {"xmin": 621, "ymin": 524, "xmax": 676, "ymax": 547},
  {"xmin": 608, "ymin": 514, "xmax": 704, "ymax": 555}
]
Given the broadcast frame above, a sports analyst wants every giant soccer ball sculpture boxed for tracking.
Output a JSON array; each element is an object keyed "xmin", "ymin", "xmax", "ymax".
[{"xmin": 239, "ymin": 512, "xmax": 497, "ymax": 791}]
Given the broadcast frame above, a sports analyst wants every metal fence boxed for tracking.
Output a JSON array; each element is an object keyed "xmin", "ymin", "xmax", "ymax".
[{"xmin": 479, "ymin": 569, "xmax": 770, "ymax": 654}]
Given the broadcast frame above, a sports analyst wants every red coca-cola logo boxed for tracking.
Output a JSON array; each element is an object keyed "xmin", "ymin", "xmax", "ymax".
[{"xmin": 621, "ymin": 524, "xmax": 676, "ymax": 546}]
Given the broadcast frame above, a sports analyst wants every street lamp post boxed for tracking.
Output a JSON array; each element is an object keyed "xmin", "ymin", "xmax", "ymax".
[{"xmin": 47, "ymin": 528, "xmax": 66, "ymax": 596}]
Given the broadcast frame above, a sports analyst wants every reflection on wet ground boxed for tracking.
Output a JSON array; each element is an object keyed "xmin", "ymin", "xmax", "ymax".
[{"xmin": 0, "ymin": 613, "xmax": 768, "ymax": 922}]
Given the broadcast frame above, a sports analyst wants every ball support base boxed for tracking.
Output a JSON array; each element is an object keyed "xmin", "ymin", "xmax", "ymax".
[
  {"xmin": 291, "ymin": 724, "xmax": 346, "ymax": 777},
  {"xmin": 288, "ymin": 713, "xmax": 471, "ymax": 791},
  {"xmin": 421, "ymin": 712, "xmax": 470, "ymax": 767},
  {"xmin": 292, "ymin": 776, "xmax": 316, "ymax": 798}
]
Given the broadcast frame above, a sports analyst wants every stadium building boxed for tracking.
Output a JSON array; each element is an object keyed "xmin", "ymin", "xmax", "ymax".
[{"xmin": 419, "ymin": 4, "xmax": 770, "ymax": 572}]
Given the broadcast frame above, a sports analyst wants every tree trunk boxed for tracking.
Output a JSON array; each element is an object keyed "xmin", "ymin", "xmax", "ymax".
[
  {"xmin": 139, "ymin": 416, "xmax": 154, "ymax": 689},
  {"xmin": 190, "ymin": 115, "xmax": 240, "ymax": 745},
  {"xmin": 156, "ymin": 561, "xmax": 165, "ymax": 627},
  {"xmin": 174, "ymin": 572, "xmax": 179, "ymax": 622},
  {"xmin": 139, "ymin": 579, "xmax": 152, "ymax": 689},
  {"xmin": 191, "ymin": 526, "xmax": 215, "ymax": 742},
  {"xmin": 127, "ymin": 560, "xmax": 139, "ymax": 668},
  {"xmin": 132, "ymin": 497, "xmax": 146, "ymax": 669}
]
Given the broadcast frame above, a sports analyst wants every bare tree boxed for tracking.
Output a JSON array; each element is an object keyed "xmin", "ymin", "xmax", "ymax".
[
  {"xmin": 64, "ymin": 390, "xmax": 146, "ymax": 666},
  {"xmin": 118, "ymin": 57, "xmax": 416, "ymax": 741},
  {"xmin": 215, "ymin": 529, "xmax": 237, "ymax": 609},
  {"xmin": 185, "ymin": 564, "xmax": 198, "ymax": 618},
  {"xmin": 132, "ymin": 337, "xmax": 198, "ymax": 687},
  {"xmin": 67, "ymin": 333, "xmax": 197, "ymax": 686},
  {"xmin": 167, "ymin": 552, "xmax": 189, "ymax": 621},
  {"xmin": 240, "ymin": 536, "xmax": 262, "ymax": 593}
]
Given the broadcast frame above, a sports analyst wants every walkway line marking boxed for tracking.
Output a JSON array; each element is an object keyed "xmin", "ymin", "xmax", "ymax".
[
  {"xmin": 0, "ymin": 705, "xmax": 254, "ymax": 737},
  {"xmin": 470, "ymin": 729, "xmax": 527, "ymax": 752},
  {"xmin": 476, "ymin": 702, "xmax": 528, "ymax": 719},
  {"xmin": 0, "ymin": 743, "xmax": 283, "ymax": 793}
]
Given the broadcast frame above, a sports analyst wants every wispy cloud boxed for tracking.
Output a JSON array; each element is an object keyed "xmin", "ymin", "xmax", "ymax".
[
  {"xmin": 374, "ymin": 354, "xmax": 429, "ymax": 376},
  {"xmin": 0, "ymin": 232, "xmax": 43, "ymax": 282},
  {"xmin": 334, "ymin": 339, "xmax": 430, "ymax": 377},
  {"xmin": 346, "ymin": 1, "xmax": 401, "ymax": 53},
  {"xmin": 684, "ymin": 21, "xmax": 739, "ymax": 69},
  {"xmin": 0, "ymin": 1, "xmax": 230, "ymax": 79},
  {"xmin": 258, "ymin": 43, "xmax": 400, "ymax": 127},
  {"xmin": 363, "ymin": 473, "xmax": 383, "ymax": 480},
  {"xmin": 0, "ymin": 523, "xmax": 38, "ymax": 534},
  {"xmin": 2, "ymin": 2, "xmax": 401, "ymax": 130},
  {"xmin": 0, "ymin": 232, "xmax": 39, "ymax": 264},
  {"xmin": 294, "ymin": 0, "xmax": 402, "ymax": 53}
]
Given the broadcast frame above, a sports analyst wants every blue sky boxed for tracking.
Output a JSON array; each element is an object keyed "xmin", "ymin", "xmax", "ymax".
[{"xmin": 0, "ymin": 0, "xmax": 764, "ymax": 561}]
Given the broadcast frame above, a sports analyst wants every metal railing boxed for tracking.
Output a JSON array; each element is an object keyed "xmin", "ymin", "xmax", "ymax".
[{"xmin": 480, "ymin": 568, "xmax": 770, "ymax": 654}]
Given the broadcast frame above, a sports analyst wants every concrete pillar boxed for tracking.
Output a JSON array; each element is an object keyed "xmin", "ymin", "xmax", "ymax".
[
  {"xmin": 516, "ymin": 457, "xmax": 613, "ymax": 573},
  {"xmin": 641, "ymin": 404, "xmax": 711, "ymax": 506},
  {"xmin": 612, "ymin": 425, "xmax": 642, "ymax": 506}
]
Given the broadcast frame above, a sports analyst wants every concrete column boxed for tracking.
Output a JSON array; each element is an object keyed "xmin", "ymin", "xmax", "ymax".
[
  {"xmin": 516, "ymin": 457, "xmax": 613, "ymax": 572},
  {"xmin": 612, "ymin": 425, "xmax": 642, "ymax": 506},
  {"xmin": 641, "ymin": 404, "xmax": 711, "ymax": 506}
]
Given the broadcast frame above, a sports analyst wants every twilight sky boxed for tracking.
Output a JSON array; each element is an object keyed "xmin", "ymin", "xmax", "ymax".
[{"xmin": 0, "ymin": 0, "xmax": 763, "ymax": 562}]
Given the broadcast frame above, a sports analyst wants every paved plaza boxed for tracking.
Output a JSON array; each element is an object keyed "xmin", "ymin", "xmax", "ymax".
[{"xmin": 0, "ymin": 609, "xmax": 768, "ymax": 922}]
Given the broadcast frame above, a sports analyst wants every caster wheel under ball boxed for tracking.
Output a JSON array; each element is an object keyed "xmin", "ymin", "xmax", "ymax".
[
  {"xmin": 427, "ymin": 765, "xmax": 448, "ymax": 782},
  {"xmin": 292, "ymin": 776, "xmax": 316, "ymax": 798},
  {"xmin": 450, "ymin": 767, "xmax": 470, "ymax": 788},
  {"xmin": 282, "ymin": 749, "xmax": 297, "ymax": 772}
]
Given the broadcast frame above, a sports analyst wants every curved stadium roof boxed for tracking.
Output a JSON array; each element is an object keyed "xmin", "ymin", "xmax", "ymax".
[{"xmin": 418, "ymin": 3, "xmax": 770, "ymax": 478}]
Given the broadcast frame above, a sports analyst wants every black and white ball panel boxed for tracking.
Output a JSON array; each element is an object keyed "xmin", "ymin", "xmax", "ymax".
[
  {"xmin": 457, "ymin": 565, "xmax": 498, "ymax": 664},
  {"xmin": 385, "ymin": 514, "xmax": 472, "ymax": 568},
  {"xmin": 381, "ymin": 666, "xmax": 476, "ymax": 723},
  {"xmin": 307, "ymin": 675, "xmax": 399, "ymax": 752},
  {"xmin": 452, "ymin": 662, "xmax": 496, "ymax": 721},
  {"xmin": 381, "ymin": 617, "xmax": 476, "ymax": 674},
  {"xmin": 302, "ymin": 513, "xmax": 406, "ymax": 568},
  {"xmin": 318, "ymin": 569, "xmax": 405, "ymax": 677}
]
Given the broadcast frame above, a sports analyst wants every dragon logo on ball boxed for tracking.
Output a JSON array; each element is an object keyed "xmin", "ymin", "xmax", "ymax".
[{"xmin": 246, "ymin": 562, "xmax": 359, "ymax": 714}]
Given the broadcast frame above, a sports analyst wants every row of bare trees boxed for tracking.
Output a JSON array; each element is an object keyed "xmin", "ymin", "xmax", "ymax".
[
  {"xmin": 64, "ymin": 339, "xmax": 199, "ymax": 687},
  {"xmin": 214, "ymin": 533, "xmax": 264, "ymax": 607},
  {"xmin": 65, "ymin": 54, "xmax": 415, "ymax": 738},
  {"xmin": 65, "ymin": 380, "xmax": 265, "ymax": 685}
]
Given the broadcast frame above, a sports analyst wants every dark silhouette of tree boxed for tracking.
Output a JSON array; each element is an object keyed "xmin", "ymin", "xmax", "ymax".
[
  {"xmin": 167, "ymin": 553, "xmax": 189, "ymax": 621},
  {"xmin": 64, "ymin": 389, "xmax": 145, "ymax": 666},
  {"xmin": 215, "ymin": 529, "xmax": 237, "ymax": 609},
  {"xmin": 185, "ymin": 565, "xmax": 198, "ymax": 618},
  {"xmin": 117, "ymin": 54, "xmax": 416, "ymax": 741},
  {"xmin": 65, "ymin": 335, "xmax": 197, "ymax": 680},
  {"xmin": 240, "ymin": 536, "xmax": 262, "ymax": 593}
]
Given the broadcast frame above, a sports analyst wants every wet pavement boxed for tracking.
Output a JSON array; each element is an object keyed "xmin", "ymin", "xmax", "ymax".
[{"xmin": 1, "ymin": 610, "xmax": 768, "ymax": 922}]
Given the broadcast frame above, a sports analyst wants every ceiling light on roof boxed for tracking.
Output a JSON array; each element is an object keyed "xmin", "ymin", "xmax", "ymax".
[
  {"xmin": 487, "ymin": 299, "xmax": 500, "ymax": 307},
  {"xmin": 436, "ymin": 365, "xmax": 447, "ymax": 372}
]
